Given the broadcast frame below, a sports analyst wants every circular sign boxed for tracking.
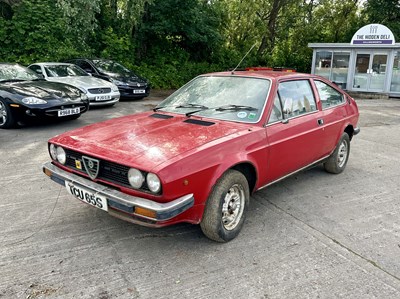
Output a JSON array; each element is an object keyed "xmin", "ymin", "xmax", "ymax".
[
  {"xmin": 351, "ymin": 24, "xmax": 395, "ymax": 45},
  {"xmin": 237, "ymin": 111, "xmax": 247, "ymax": 118}
]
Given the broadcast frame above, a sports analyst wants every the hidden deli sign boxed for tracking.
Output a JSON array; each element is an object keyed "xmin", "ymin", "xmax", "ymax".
[{"xmin": 351, "ymin": 24, "xmax": 395, "ymax": 45}]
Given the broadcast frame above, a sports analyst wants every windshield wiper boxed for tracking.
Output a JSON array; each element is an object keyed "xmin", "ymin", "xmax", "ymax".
[
  {"xmin": 154, "ymin": 103, "xmax": 257, "ymax": 117},
  {"xmin": 215, "ymin": 104, "xmax": 258, "ymax": 112},
  {"xmin": 153, "ymin": 103, "xmax": 209, "ymax": 113},
  {"xmin": 186, "ymin": 104, "xmax": 258, "ymax": 117},
  {"xmin": 176, "ymin": 103, "xmax": 208, "ymax": 109}
]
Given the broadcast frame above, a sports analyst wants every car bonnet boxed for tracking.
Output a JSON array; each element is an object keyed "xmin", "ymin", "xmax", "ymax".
[
  {"xmin": 6, "ymin": 80, "xmax": 81, "ymax": 99},
  {"xmin": 48, "ymin": 76, "xmax": 114, "ymax": 89},
  {"xmin": 50, "ymin": 111, "xmax": 254, "ymax": 171}
]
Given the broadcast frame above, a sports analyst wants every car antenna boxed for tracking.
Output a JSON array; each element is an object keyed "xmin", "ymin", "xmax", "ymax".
[{"xmin": 231, "ymin": 43, "xmax": 257, "ymax": 75}]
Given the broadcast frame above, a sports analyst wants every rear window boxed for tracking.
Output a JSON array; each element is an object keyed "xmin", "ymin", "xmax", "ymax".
[{"xmin": 314, "ymin": 80, "xmax": 344, "ymax": 109}]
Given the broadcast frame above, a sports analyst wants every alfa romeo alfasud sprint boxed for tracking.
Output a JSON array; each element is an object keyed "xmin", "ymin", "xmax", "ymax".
[{"xmin": 43, "ymin": 70, "xmax": 360, "ymax": 242}]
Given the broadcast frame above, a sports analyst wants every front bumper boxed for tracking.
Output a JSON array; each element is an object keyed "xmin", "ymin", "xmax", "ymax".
[
  {"xmin": 11, "ymin": 102, "xmax": 88, "ymax": 120},
  {"xmin": 118, "ymin": 86, "xmax": 150, "ymax": 99},
  {"xmin": 42, "ymin": 162, "xmax": 194, "ymax": 227},
  {"xmin": 87, "ymin": 91, "xmax": 120, "ymax": 106}
]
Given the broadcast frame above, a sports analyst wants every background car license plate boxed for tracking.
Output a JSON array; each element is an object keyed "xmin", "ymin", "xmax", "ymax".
[
  {"xmin": 58, "ymin": 107, "xmax": 80, "ymax": 117},
  {"xmin": 133, "ymin": 90, "xmax": 145, "ymax": 94},
  {"xmin": 65, "ymin": 181, "xmax": 108, "ymax": 211},
  {"xmin": 95, "ymin": 95, "xmax": 112, "ymax": 101}
]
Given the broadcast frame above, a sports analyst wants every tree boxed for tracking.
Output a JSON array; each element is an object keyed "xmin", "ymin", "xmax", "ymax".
[
  {"xmin": 312, "ymin": 0, "xmax": 361, "ymax": 43},
  {"xmin": 56, "ymin": 0, "xmax": 101, "ymax": 48},
  {"xmin": 363, "ymin": 0, "xmax": 400, "ymax": 40},
  {"xmin": 134, "ymin": 0, "xmax": 223, "ymax": 62},
  {"xmin": 256, "ymin": 0, "xmax": 291, "ymax": 58},
  {"xmin": 0, "ymin": 0, "xmax": 89, "ymax": 63}
]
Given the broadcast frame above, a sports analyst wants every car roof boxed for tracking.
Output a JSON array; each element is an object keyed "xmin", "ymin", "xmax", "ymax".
[
  {"xmin": 31, "ymin": 62, "xmax": 74, "ymax": 66},
  {"xmin": 205, "ymin": 70, "xmax": 313, "ymax": 80}
]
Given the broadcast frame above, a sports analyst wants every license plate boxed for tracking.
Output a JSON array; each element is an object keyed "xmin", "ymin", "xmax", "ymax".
[
  {"xmin": 58, "ymin": 107, "xmax": 80, "ymax": 117},
  {"xmin": 65, "ymin": 181, "xmax": 108, "ymax": 211},
  {"xmin": 95, "ymin": 95, "xmax": 112, "ymax": 101},
  {"xmin": 133, "ymin": 89, "xmax": 145, "ymax": 94}
]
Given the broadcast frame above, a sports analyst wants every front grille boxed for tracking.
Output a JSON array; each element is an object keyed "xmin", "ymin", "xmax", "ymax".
[
  {"xmin": 64, "ymin": 149, "xmax": 151, "ymax": 192},
  {"xmin": 65, "ymin": 149, "xmax": 130, "ymax": 187},
  {"xmin": 101, "ymin": 160, "xmax": 130, "ymax": 186},
  {"xmin": 88, "ymin": 88, "xmax": 112, "ymax": 94}
]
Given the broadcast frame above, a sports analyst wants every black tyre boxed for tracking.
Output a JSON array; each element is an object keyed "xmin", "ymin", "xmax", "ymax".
[
  {"xmin": 200, "ymin": 169, "xmax": 250, "ymax": 242},
  {"xmin": 0, "ymin": 98, "xmax": 16, "ymax": 129},
  {"xmin": 324, "ymin": 132, "xmax": 350, "ymax": 174}
]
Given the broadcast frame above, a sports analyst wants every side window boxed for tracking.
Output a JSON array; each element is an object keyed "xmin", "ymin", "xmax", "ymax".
[
  {"xmin": 77, "ymin": 61, "xmax": 93, "ymax": 73},
  {"xmin": 268, "ymin": 94, "xmax": 283, "ymax": 124},
  {"xmin": 29, "ymin": 65, "xmax": 42, "ymax": 75},
  {"xmin": 277, "ymin": 80, "xmax": 317, "ymax": 118},
  {"xmin": 314, "ymin": 80, "xmax": 344, "ymax": 109}
]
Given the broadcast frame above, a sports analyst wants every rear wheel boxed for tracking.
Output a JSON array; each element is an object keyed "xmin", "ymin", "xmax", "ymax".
[
  {"xmin": 324, "ymin": 132, "xmax": 350, "ymax": 174},
  {"xmin": 200, "ymin": 170, "xmax": 249, "ymax": 242},
  {"xmin": 0, "ymin": 99, "xmax": 16, "ymax": 129}
]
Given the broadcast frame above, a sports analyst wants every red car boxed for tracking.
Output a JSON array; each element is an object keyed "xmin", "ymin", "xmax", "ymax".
[{"xmin": 43, "ymin": 70, "xmax": 360, "ymax": 242}]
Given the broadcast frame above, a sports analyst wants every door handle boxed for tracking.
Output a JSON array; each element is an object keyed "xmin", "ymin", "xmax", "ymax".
[{"xmin": 317, "ymin": 119, "xmax": 324, "ymax": 126}]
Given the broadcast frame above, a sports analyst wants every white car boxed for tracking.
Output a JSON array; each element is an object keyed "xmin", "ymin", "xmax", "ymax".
[{"xmin": 28, "ymin": 63, "xmax": 120, "ymax": 106}]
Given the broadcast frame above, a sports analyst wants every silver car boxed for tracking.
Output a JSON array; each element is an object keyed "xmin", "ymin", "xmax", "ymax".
[{"xmin": 28, "ymin": 63, "xmax": 120, "ymax": 106}]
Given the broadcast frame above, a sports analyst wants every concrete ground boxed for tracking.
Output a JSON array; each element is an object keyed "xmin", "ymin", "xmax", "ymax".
[{"xmin": 0, "ymin": 93, "xmax": 399, "ymax": 299}]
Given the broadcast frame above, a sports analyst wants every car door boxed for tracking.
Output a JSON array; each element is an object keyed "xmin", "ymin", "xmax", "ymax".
[
  {"xmin": 265, "ymin": 79, "xmax": 325, "ymax": 183},
  {"xmin": 312, "ymin": 79, "xmax": 348, "ymax": 155}
]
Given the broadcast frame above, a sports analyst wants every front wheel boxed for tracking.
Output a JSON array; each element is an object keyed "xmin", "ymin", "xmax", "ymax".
[
  {"xmin": 200, "ymin": 170, "xmax": 250, "ymax": 242},
  {"xmin": 324, "ymin": 132, "xmax": 350, "ymax": 174},
  {"xmin": 0, "ymin": 99, "xmax": 16, "ymax": 129}
]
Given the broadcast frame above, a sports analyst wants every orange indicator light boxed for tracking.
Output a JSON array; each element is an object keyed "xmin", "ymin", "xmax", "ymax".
[
  {"xmin": 135, "ymin": 207, "xmax": 157, "ymax": 219},
  {"xmin": 43, "ymin": 168, "xmax": 52, "ymax": 177}
]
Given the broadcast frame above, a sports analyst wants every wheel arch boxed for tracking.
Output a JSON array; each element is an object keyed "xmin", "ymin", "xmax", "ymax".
[
  {"xmin": 344, "ymin": 124, "xmax": 355, "ymax": 140},
  {"xmin": 231, "ymin": 162, "xmax": 258, "ymax": 194}
]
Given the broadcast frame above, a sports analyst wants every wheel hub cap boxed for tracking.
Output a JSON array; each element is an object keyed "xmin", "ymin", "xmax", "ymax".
[
  {"xmin": 221, "ymin": 184, "xmax": 245, "ymax": 231},
  {"xmin": 0, "ymin": 102, "xmax": 7, "ymax": 125},
  {"xmin": 337, "ymin": 141, "xmax": 348, "ymax": 168}
]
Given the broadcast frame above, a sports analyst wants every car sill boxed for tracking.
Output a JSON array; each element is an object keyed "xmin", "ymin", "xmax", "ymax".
[{"xmin": 257, "ymin": 155, "xmax": 330, "ymax": 191}]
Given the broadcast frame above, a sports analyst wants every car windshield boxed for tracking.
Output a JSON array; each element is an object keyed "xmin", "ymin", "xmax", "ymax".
[
  {"xmin": 92, "ymin": 59, "xmax": 135, "ymax": 77},
  {"xmin": 156, "ymin": 75, "xmax": 271, "ymax": 123},
  {"xmin": 45, "ymin": 65, "xmax": 89, "ymax": 77},
  {"xmin": 0, "ymin": 64, "xmax": 40, "ymax": 82}
]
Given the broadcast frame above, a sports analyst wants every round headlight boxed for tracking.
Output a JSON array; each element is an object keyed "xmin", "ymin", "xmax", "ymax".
[
  {"xmin": 111, "ymin": 84, "xmax": 119, "ymax": 92},
  {"xmin": 56, "ymin": 147, "xmax": 66, "ymax": 164},
  {"xmin": 49, "ymin": 144, "xmax": 57, "ymax": 160},
  {"xmin": 147, "ymin": 173, "xmax": 161, "ymax": 193},
  {"xmin": 128, "ymin": 168, "xmax": 145, "ymax": 189},
  {"xmin": 22, "ymin": 97, "xmax": 47, "ymax": 104}
]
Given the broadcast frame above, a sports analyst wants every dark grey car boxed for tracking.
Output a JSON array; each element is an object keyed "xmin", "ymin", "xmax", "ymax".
[{"xmin": 66, "ymin": 58, "xmax": 150, "ymax": 100}]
